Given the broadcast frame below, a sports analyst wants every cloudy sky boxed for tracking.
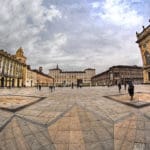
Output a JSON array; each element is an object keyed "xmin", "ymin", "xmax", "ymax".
[{"xmin": 0, "ymin": 0, "xmax": 150, "ymax": 73}]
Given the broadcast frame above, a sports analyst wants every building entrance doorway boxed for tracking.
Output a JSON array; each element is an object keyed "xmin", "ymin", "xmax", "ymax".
[
  {"xmin": 12, "ymin": 79, "xmax": 15, "ymax": 87},
  {"xmin": 77, "ymin": 79, "xmax": 83, "ymax": 87},
  {"xmin": 1, "ymin": 77, "xmax": 4, "ymax": 87}
]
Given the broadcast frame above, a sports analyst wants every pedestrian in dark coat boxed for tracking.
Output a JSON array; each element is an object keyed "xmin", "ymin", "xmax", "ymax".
[
  {"xmin": 71, "ymin": 82, "xmax": 74, "ymax": 89},
  {"xmin": 118, "ymin": 82, "xmax": 121, "ymax": 93},
  {"xmin": 128, "ymin": 81, "xmax": 134, "ymax": 100}
]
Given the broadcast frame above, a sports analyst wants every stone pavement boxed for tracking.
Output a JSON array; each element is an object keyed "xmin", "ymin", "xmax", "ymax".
[
  {"xmin": 0, "ymin": 85, "xmax": 149, "ymax": 150},
  {"xmin": 0, "ymin": 95, "xmax": 45, "ymax": 112},
  {"xmin": 105, "ymin": 92, "xmax": 150, "ymax": 108}
]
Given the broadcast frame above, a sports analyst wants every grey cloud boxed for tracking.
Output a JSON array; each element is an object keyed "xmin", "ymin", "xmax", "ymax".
[{"xmin": 0, "ymin": 0, "xmax": 148, "ymax": 74}]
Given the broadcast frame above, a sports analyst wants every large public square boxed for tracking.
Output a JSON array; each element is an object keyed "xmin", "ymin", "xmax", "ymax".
[
  {"xmin": 0, "ymin": 85, "xmax": 149, "ymax": 150},
  {"xmin": 1, "ymin": 0, "xmax": 150, "ymax": 149}
]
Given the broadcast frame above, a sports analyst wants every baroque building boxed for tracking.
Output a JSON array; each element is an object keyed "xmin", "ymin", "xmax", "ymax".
[
  {"xmin": 0, "ymin": 47, "xmax": 26, "ymax": 87},
  {"xmin": 0, "ymin": 48, "xmax": 54, "ymax": 87},
  {"xmin": 136, "ymin": 21, "xmax": 150, "ymax": 83},
  {"xmin": 91, "ymin": 65, "xmax": 143, "ymax": 86},
  {"xmin": 49, "ymin": 65, "xmax": 95, "ymax": 87},
  {"xmin": 32, "ymin": 67, "xmax": 54, "ymax": 87}
]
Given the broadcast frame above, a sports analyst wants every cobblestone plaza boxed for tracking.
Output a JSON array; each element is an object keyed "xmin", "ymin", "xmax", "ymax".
[{"xmin": 0, "ymin": 85, "xmax": 149, "ymax": 150}]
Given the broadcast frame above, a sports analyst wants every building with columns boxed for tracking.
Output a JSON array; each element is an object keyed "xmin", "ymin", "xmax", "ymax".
[
  {"xmin": 15, "ymin": 47, "xmax": 27, "ymax": 86},
  {"xmin": 136, "ymin": 21, "xmax": 150, "ymax": 83},
  {"xmin": 0, "ymin": 48, "xmax": 54, "ymax": 87},
  {"xmin": 49, "ymin": 65, "xmax": 95, "ymax": 87},
  {"xmin": 92, "ymin": 65, "xmax": 143, "ymax": 86},
  {"xmin": 0, "ymin": 47, "xmax": 26, "ymax": 87}
]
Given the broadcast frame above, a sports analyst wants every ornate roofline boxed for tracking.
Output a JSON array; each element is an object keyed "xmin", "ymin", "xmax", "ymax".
[
  {"xmin": 0, "ymin": 49, "xmax": 26, "ymax": 66},
  {"xmin": 136, "ymin": 20, "xmax": 150, "ymax": 43}
]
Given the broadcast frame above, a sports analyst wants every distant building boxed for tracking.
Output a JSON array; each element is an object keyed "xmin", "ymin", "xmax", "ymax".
[
  {"xmin": 91, "ymin": 70, "xmax": 109, "ymax": 86},
  {"xmin": 49, "ymin": 65, "xmax": 95, "ymax": 87},
  {"xmin": 91, "ymin": 65, "xmax": 143, "ymax": 86},
  {"xmin": 136, "ymin": 21, "xmax": 150, "ymax": 83},
  {"xmin": 0, "ymin": 47, "xmax": 27, "ymax": 87},
  {"xmin": 25, "ymin": 65, "xmax": 37, "ymax": 87},
  {"xmin": 0, "ymin": 47, "xmax": 54, "ymax": 88},
  {"xmin": 32, "ymin": 67, "xmax": 54, "ymax": 87}
]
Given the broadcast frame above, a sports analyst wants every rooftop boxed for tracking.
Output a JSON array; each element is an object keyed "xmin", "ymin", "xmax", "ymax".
[
  {"xmin": 49, "ymin": 65, "xmax": 95, "ymax": 73},
  {"xmin": 136, "ymin": 20, "xmax": 150, "ymax": 43}
]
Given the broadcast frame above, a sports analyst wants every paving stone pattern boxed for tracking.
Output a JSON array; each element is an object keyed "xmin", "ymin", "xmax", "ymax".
[
  {"xmin": 106, "ymin": 92, "xmax": 150, "ymax": 108},
  {"xmin": 0, "ymin": 95, "xmax": 44, "ymax": 111},
  {"xmin": 0, "ymin": 85, "xmax": 149, "ymax": 150}
]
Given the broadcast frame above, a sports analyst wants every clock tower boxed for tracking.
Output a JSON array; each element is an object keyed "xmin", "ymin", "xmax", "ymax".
[{"xmin": 136, "ymin": 21, "xmax": 150, "ymax": 83}]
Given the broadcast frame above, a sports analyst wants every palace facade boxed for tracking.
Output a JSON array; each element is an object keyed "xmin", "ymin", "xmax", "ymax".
[
  {"xmin": 0, "ymin": 48, "xmax": 54, "ymax": 87},
  {"xmin": 32, "ymin": 67, "xmax": 54, "ymax": 87},
  {"xmin": 25, "ymin": 66, "xmax": 54, "ymax": 87},
  {"xmin": 49, "ymin": 65, "xmax": 95, "ymax": 87},
  {"xmin": 0, "ymin": 48, "xmax": 26, "ymax": 87},
  {"xmin": 136, "ymin": 21, "xmax": 150, "ymax": 83},
  {"xmin": 92, "ymin": 65, "xmax": 143, "ymax": 86}
]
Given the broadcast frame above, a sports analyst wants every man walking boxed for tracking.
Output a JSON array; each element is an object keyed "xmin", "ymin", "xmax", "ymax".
[
  {"xmin": 118, "ymin": 82, "xmax": 121, "ymax": 93},
  {"xmin": 128, "ymin": 81, "xmax": 134, "ymax": 100}
]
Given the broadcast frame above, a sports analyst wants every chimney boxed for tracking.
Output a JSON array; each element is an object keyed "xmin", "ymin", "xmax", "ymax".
[{"xmin": 39, "ymin": 66, "xmax": 43, "ymax": 72}]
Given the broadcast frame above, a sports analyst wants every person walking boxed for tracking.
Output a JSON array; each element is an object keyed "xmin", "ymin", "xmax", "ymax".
[
  {"xmin": 128, "ymin": 81, "xmax": 134, "ymax": 100},
  {"xmin": 118, "ymin": 82, "xmax": 121, "ymax": 93},
  {"xmin": 71, "ymin": 82, "xmax": 74, "ymax": 89},
  {"xmin": 49, "ymin": 85, "xmax": 53, "ymax": 92}
]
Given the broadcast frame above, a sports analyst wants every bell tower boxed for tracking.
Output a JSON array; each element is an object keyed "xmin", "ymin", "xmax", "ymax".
[
  {"xmin": 136, "ymin": 20, "xmax": 150, "ymax": 83},
  {"xmin": 15, "ymin": 47, "xmax": 26, "ymax": 64}
]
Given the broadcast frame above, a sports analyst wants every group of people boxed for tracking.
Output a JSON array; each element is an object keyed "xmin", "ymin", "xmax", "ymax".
[
  {"xmin": 37, "ymin": 83, "xmax": 82, "ymax": 91},
  {"xmin": 71, "ymin": 82, "xmax": 82, "ymax": 89},
  {"xmin": 37, "ymin": 85, "xmax": 55, "ymax": 92},
  {"xmin": 118, "ymin": 81, "xmax": 134, "ymax": 100},
  {"xmin": 49, "ymin": 85, "xmax": 55, "ymax": 92}
]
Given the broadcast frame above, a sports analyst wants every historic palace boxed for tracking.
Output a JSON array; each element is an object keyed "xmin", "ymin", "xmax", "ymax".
[
  {"xmin": 0, "ymin": 48, "xmax": 26, "ymax": 87},
  {"xmin": 91, "ymin": 65, "xmax": 143, "ymax": 86},
  {"xmin": 0, "ymin": 48, "xmax": 53, "ymax": 87},
  {"xmin": 136, "ymin": 21, "xmax": 150, "ymax": 83},
  {"xmin": 49, "ymin": 65, "xmax": 95, "ymax": 87}
]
